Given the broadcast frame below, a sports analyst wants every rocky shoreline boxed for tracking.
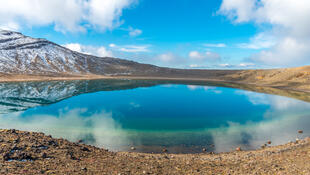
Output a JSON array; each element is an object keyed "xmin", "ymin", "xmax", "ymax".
[{"xmin": 0, "ymin": 129, "xmax": 309, "ymax": 174}]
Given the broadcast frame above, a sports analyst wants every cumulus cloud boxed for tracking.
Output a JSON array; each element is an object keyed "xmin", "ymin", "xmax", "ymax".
[
  {"xmin": 219, "ymin": 0, "xmax": 310, "ymax": 66},
  {"xmin": 237, "ymin": 32, "xmax": 276, "ymax": 50},
  {"xmin": 157, "ymin": 53, "xmax": 176, "ymax": 63},
  {"xmin": 128, "ymin": 27, "xmax": 142, "ymax": 37},
  {"xmin": 0, "ymin": 0, "xmax": 137, "ymax": 32},
  {"xmin": 147, "ymin": 50, "xmax": 224, "ymax": 68},
  {"xmin": 64, "ymin": 43, "xmax": 113, "ymax": 57},
  {"xmin": 189, "ymin": 51, "xmax": 221, "ymax": 62}
]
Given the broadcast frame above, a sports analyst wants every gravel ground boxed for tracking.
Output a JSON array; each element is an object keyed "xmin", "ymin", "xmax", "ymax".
[{"xmin": 0, "ymin": 129, "xmax": 310, "ymax": 174}]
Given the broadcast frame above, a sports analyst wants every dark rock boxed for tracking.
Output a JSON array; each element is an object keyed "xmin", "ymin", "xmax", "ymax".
[
  {"xmin": 81, "ymin": 147, "xmax": 90, "ymax": 152},
  {"xmin": 3, "ymin": 153, "xmax": 10, "ymax": 161},
  {"xmin": 48, "ymin": 140, "xmax": 58, "ymax": 146},
  {"xmin": 78, "ymin": 140, "xmax": 83, "ymax": 143},
  {"xmin": 41, "ymin": 152, "xmax": 47, "ymax": 158}
]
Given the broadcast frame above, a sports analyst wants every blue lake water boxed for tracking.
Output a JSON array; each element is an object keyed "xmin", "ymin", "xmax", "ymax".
[{"xmin": 0, "ymin": 80, "xmax": 309, "ymax": 153}]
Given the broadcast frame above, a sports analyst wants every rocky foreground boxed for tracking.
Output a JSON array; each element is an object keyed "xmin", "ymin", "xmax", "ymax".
[{"xmin": 0, "ymin": 129, "xmax": 310, "ymax": 174}]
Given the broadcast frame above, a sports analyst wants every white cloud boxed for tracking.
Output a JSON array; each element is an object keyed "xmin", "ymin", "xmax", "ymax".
[
  {"xmin": 219, "ymin": 0, "xmax": 310, "ymax": 66},
  {"xmin": 87, "ymin": 0, "xmax": 136, "ymax": 31},
  {"xmin": 64, "ymin": 43, "xmax": 83, "ymax": 53},
  {"xmin": 128, "ymin": 27, "xmax": 142, "ymax": 37},
  {"xmin": 219, "ymin": 0, "xmax": 256, "ymax": 23},
  {"xmin": 97, "ymin": 47, "xmax": 114, "ymax": 57},
  {"xmin": 237, "ymin": 32, "xmax": 276, "ymax": 50},
  {"xmin": 204, "ymin": 43, "xmax": 227, "ymax": 48},
  {"xmin": 64, "ymin": 43, "xmax": 113, "ymax": 57},
  {"xmin": 189, "ymin": 64, "xmax": 200, "ymax": 68},
  {"xmin": 109, "ymin": 43, "xmax": 116, "ymax": 48},
  {"xmin": 189, "ymin": 51, "xmax": 221, "ymax": 62},
  {"xmin": 0, "ymin": 22, "xmax": 20, "ymax": 31},
  {"xmin": 217, "ymin": 63, "xmax": 255, "ymax": 69},
  {"xmin": 119, "ymin": 45, "xmax": 149, "ymax": 53},
  {"xmin": 110, "ymin": 44, "xmax": 150, "ymax": 53},
  {"xmin": 0, "ymin": 0, "xmax": 137, "ymax": 33},
  {"xmin": 250, "ymin": 37, "xmax": 310, "ymax": 65},
  {"xmin": 238, "ymin": 63, "xmax": 255, "ymax": 67},
  {"xmin": 157, "ymin": 53, "xmax": 176, "ymax": 62}
]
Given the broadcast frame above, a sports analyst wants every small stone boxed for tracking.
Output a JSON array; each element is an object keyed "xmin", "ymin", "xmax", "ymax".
[
  {"xmin": 41, "ymin": 152, "xmax": 47, "ymax": 158},
  {"xmin": 236, "ymin": 147, "xmax": 242, "ymax": 151},
  {"xmin": 298, "ymin": 130, "xmax": 303, "ymax": 134},
  {"xmin": 162, "ymin": 148, "xmax": 168, "ymax": 152},
  {"xmin": 267, "ymin": 140, "xmax": 272, "ymax": 144},
  {"xmin": 81, "ymin": 147, "xmax": 90, "ymax": 152},
  {"xmin": 142, "ymin": 170, "xmax": 146, "ymax": 174},
  {"xmin": 3, "ymin": 153, "xmax": 10, "ymax": 161},
  {"xmin": 261, "ymin": 145, "xmax": 265, "ymax": 149},
  {"xmin": 130, "ymin": 147, "xmax": 136, "ymax": 150},
  {"xmin": 202, "ymin": 148, "xmax": 207, "ymax": 152},
  {"xmin": 78, "ymin": 140, "xmax": 83, "ymax": 143},
  {"xmin": 81, "ymin": 167, "xmax": 87, "ymax": 171}
]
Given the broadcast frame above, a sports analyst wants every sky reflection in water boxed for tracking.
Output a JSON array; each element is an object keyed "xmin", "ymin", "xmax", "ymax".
[{"xmin": 0, "ymin": 82, "xmax": 309, "ymax": 153}]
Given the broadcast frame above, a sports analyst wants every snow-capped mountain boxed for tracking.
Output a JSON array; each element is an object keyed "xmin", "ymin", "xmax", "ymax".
[{"xmin": 0, "ymin": 29, "xmax": 161, "ymax": 75}]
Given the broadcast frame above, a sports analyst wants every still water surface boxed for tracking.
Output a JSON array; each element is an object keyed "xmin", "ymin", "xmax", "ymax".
[{"xmin": 0, "ymin": 80, "xmax": 309, "ymax": 153}]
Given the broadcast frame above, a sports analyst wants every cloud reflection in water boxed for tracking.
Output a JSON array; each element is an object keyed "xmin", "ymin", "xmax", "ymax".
[
  {"xmin": 0, "ymin": 108, "xmax": 130, "ymax": 151},
  {"xmin": 0, "ymin": 85, "xmax": 309, "ymax": 153}
]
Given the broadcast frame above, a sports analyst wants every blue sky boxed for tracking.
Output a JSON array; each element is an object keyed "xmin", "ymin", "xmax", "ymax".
[{"xmin": 1, "ymin": 0, "xmax": 310, "ymax": 69}]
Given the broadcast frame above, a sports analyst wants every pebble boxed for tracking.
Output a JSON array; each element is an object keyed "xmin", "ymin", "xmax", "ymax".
[
  {"xmin": 41, "ymin": 152, "xmax": 47, "ymax": 158},
  {"xmin": 78, "ymin": 140, "xmax": 83, "ymax": 143},
  {"xmin": 81, "ymin": 147, "xmax": 90, "ymax": 152},
  {"xmin": 130, "ymin": 147, "xmax": 136, "ymax": 150},
  {"xmin": 162, "ymin": 148, "xmax": 168, "ymax": 153},
  {"xmin": 298, "ymin": 130, "xmax": 303, "ymax": 134},
  {"xmin": 267, "ymin": 141, "xmax": 272, "ymax": 144},
  {"xmin": 236, "ymin": 147, "xmax": 242, "ymax": 151},
  {"xmin": 202, "ymin": 148, "xmax": 207, "ymax": 152}
]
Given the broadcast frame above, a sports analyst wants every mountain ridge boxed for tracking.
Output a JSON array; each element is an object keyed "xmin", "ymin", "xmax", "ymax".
[{"xmin": 0, "ymin": 29, "xmax": 163, "ymax": 76}]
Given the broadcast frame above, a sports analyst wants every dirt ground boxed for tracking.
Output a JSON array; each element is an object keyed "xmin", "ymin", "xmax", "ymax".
[{"xmin": 0, "ymin": 129, "xmax": 309, "ymax": 174}]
